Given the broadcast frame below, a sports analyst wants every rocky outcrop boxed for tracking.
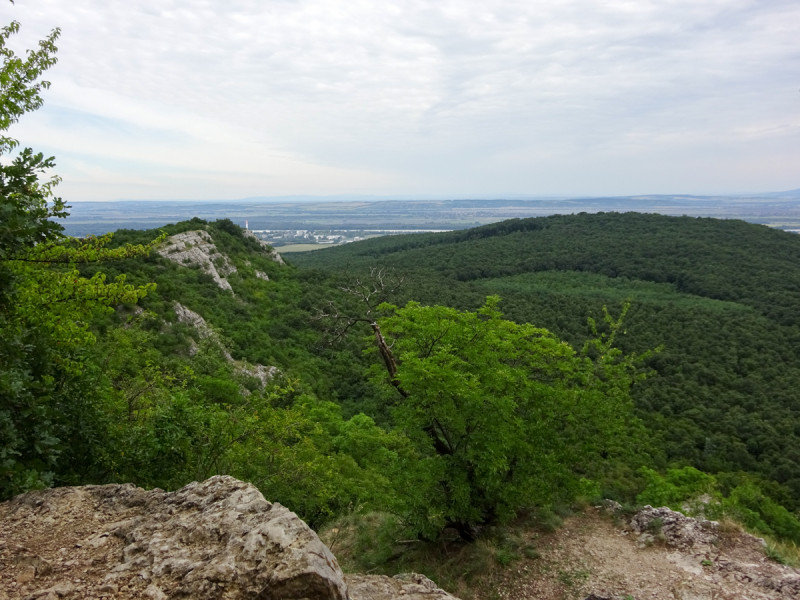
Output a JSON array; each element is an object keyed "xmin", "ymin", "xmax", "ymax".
[
  {"xmin": 174, "ymin": 301, "xmax": 219, "ymax": 343},
  {"xmin": 628, "ymin": 505, "xmax": 800, "ymax": 599},
  {"xmin": 0, "ymin": 477, "xmax": 461, "ymax": 600},
  {"xmin": 173, "ymin": 302, "xmax": 278, "ymax": 389},
  {"xmin": 0, "ymin": 476, "xmax": 347, "ymax": 599},
  {"xmin": 243, "ymin": 229, "xmax": 285, "ymax": 265},
  {"xmin": 490, "ymin": 504, "xmax": 799, "ymax": 600},
  {"xmin": 158, "ymin": 230, "xmax": 237, "ymax": 292},
  {"xmin": 5, "ymin": 488, "xmax": 799, "ymax": 600},
  {"xmin": 630, "ymin": 505, "xmax": 719, "ymax": 549},
  {"xmin": 157, "ymin": 228, "xmax": 284, "ymax": 290},
  {"xmin": 237, "ymin": 362, "xmax": 279, "ymax": 388},
  {"xmin": 346, "ymin": 573, "xmax": 461, "ymax": 600}
]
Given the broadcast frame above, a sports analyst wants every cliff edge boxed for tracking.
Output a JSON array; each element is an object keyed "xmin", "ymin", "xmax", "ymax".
[{"xmin": 0, "ymin": 476, "xmax": 458, "ymax": 600}]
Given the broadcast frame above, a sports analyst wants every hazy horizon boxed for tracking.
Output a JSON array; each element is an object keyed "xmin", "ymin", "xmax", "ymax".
[{"xmin": 8, "ymin": 1, "xmax": 800, "ymax": 203}]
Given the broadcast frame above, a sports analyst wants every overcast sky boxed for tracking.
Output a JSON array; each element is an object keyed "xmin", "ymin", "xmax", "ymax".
[{"xmin": 5, "ymin": 0, "xmax": 799, "ymax": 202}]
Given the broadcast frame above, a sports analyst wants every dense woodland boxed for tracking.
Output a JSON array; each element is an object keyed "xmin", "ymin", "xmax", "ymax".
[
  {"xmin": 294, "ymin": 214, "xmax": 800, "ymax": 508},
  {"xmin": 5, "ymin": 210, "xmax": 800, "ymax": 546},
  {"xmin": 2, "ymin": 13, "xmax": 800, "ymax": 574}
]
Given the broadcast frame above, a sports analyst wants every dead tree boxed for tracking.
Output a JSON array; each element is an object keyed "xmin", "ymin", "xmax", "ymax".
[{"xmin": 314, "ymin": 267, "xmax": 407, "ymax": 397}]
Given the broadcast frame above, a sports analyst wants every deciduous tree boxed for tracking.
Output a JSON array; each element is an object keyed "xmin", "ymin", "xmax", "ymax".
[
  {"xmin": 0, "ymin": 14, "xmax": 158, "ymax": 497},
  {"xmin": 373, "ymin": 296, "xmax": 647, "ymax": 539}
]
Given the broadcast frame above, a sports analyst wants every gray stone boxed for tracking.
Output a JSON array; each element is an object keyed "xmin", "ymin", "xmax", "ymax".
[
  {"xmin": 157, "ymin": 230, "xmax": 236, "ymax": 291},
  {"xmin": 1, "ymin": 476, "xmax": 348, "ymax": 599},
  {"xmin": 630, "ymin": 505, "xmax": 719, "ymax": 549},
  {"xmin": 346, "ymin": 572, "xmax": 461, "ymax": 600}
]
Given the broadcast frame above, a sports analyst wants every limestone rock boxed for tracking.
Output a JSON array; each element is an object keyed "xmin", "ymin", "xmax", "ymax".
[
  {"xmin": 243, "ymin": 229, "xmax": 285, "ymax": 265},
  {"xmin": 0, "ymin": 476, "xmax": 347, "ymax": 599},
  {"xmin": 158, "ymin": 230, "xmax": 237, "ymax": 291},
  {"xmin": 630, "ymin": 505, "xmax": 719, "ymax": 549},
  {"xmin": 174, "ymin": 301, "xmax": 218, "ymax": 341},
  {"xmin": 236, "ymin": 361, "xmax": 279, "ymax": 388},
  {"xmin": 346, "ymin": 572, "xmax": 461, "ymax": 600},
  {"xmin": 173, "ymin": 301, "xmax": 277, "ymax": 389},
  {"xmin": 627, "ymin": 505, "xmax": 800, "ymax": 599}
]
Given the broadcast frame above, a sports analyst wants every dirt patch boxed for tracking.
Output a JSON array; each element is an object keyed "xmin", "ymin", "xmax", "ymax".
[{"xmin": 475, "ymin": 507, "xmax": 799, "ymax": 600}]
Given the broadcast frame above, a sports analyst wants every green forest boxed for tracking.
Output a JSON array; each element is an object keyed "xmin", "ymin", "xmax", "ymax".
[
  {"xmin": 2, "ymin": 12, "xmax": 800, "ymax": 581},
  {"xmin": 293, "ymin": 214, "xmax": 800, "ymax": 504}
]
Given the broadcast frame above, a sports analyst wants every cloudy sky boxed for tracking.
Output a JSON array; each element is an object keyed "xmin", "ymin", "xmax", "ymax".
[{"xmin": 5, "ymin": 0, "xmax": 799, "ymax": 202}]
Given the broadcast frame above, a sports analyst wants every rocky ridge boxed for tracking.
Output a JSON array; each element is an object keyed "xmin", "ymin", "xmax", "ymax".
[
  {"xmin": 173, "ymin": 302, "xmax": 278, "ymax": 390},
  {"xmin": 243, "ymin": 229, "xmax": 285, "ymax": 266},
  {"xmin": 2, "ymin": 478, "xmax": 799, "ymax": 600},
  {"xmin": 484, "ymin": 504, "xmax": 800, "ymax": 600},
  {"xmin": 157, "ymin": 230, "xmax": 237, "ymax": 292}
]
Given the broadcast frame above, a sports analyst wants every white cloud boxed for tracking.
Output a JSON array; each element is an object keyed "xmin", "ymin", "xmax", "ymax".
[{"xmin": 4, "ymin": 0, "xmax": 799, "ymax": 200}]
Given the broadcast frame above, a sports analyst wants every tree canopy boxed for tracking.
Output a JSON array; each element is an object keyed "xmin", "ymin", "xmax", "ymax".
[
  {"xmin": 293, "ymin": 212, "xmax": 800, "ymax": 507},
  {"xmin": 368, "ymin": 296, "xmax": 648, "ymax": 539},
  {"xmin": 0, "ymin": 15, "xmax": 156, "ymax": 496}
]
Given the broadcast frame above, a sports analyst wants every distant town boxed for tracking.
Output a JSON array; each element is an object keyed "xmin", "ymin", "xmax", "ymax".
[
  {"xmin": 249, "ymin": 228, "xmax": 452, "ymax": 252},
  {"xmin": 61, "ymin": 193, "xmax": 800, "ymax": 249}
]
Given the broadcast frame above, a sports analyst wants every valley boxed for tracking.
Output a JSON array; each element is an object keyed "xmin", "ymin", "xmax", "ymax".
[{"xmin": 5, "ymin": 210, "xmax": 800, "ymax": 596}]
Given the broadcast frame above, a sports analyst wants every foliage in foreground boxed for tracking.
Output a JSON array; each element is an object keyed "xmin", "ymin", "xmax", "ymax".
[
  {"xmin": 0, "ymin": 15, "xmax": 157, "ymax": 497},
  {"xmin": 371, "ymin": 297, "xmax": 650, "ymax": 539}
]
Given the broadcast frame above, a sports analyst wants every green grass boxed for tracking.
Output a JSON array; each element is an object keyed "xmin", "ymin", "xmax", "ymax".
[
  {"xmin": 277, "ymin": 243, "xmax": 337, "ymax": 253},
  {"xmin": 318, "ymin": 512, "xmax": 544, "ymax": 600},
  {"xmin": 763, "ymin": 538, "xmax": 800, "ymax": 567}
]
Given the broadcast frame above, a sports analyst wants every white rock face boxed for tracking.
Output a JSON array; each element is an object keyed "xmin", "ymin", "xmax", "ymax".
[
  {"xmin": 346, "ymin": 573, "xmax": 462, "ymax": 600},
  {"xmin": 173, "ymin": 301, "xmax": 214, "ymax": 338},
  {"xmin": 157, "ymin": 230, "xmax": 237, "ymax": 292},
  {"xmin": 237, "ymin": 362, "xmax": 279, "ymax": 388},
  {"xmin": 173, "ymin": 301, "xmax": 277, "ymax": 388},
  {"xmin": 244, "ymin": 229, "xmax": 285, "ymax": 265}
]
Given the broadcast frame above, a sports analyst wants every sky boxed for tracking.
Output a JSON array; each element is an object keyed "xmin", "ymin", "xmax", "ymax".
[{"xmin": 4, "ymin": 0, "xmax": 799, "ymax": 202}]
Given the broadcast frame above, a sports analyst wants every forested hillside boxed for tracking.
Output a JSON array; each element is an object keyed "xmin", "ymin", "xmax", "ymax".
[
  {"xmin": 293, "ymin": 213, "xmax": 800, "ymax": 509},
  {"xmin": 3, "ymin": 213, "xmax": 655, "ymax": 538},
  {"xmin": 4, "ymin": 8, "xmax": 799, "ymax": 588},
  {"xmin": 5, "ymin": 207, "xmax": 800, "ymax": 557}
]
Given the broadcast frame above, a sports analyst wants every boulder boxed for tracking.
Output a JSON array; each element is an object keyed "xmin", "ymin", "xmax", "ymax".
[
  {"xmin": 0, "ymin": 476, "xmax": 347, "ymax": 599},
  {"xmin": 157, "ymin": 230, "xmax": 236, "ymax": 292},
  {"xmin": 630, "ymin": 505, "xmax": 719, "ymax": 549},
  {"xmin": 0, "ymin": 476, "xmax": 462, "ymax": 600}
]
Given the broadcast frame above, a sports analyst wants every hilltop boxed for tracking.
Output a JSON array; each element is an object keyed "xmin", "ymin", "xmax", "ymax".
[
  {"xmin": 3, "ymin": 477, "xmax": 797, "ymax": 600},
  {"xmin": 293, "ymin": 212, "xmax": 800, "ymax": 508}
]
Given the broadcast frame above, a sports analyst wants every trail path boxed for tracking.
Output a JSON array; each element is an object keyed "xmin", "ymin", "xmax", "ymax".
[{"xmin": 476, "ymin": 507, "xmax": 799, "ymax": 600}]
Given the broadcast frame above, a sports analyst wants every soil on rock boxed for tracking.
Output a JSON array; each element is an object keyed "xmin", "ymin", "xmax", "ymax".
[
  {"xmin": 475, "ymin": 506, "xmax": 800, "ymax": 600},
  {"xmin": 0, "ymin": 477, "xmax": 458, "ymax": 600},
  {"xmin": 0, "ymin": 477, "xmax": 347, "ymax": 600},
  {"xmin": 2, "ymin": 481, "xmax": 798, "ymax": 600}
]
